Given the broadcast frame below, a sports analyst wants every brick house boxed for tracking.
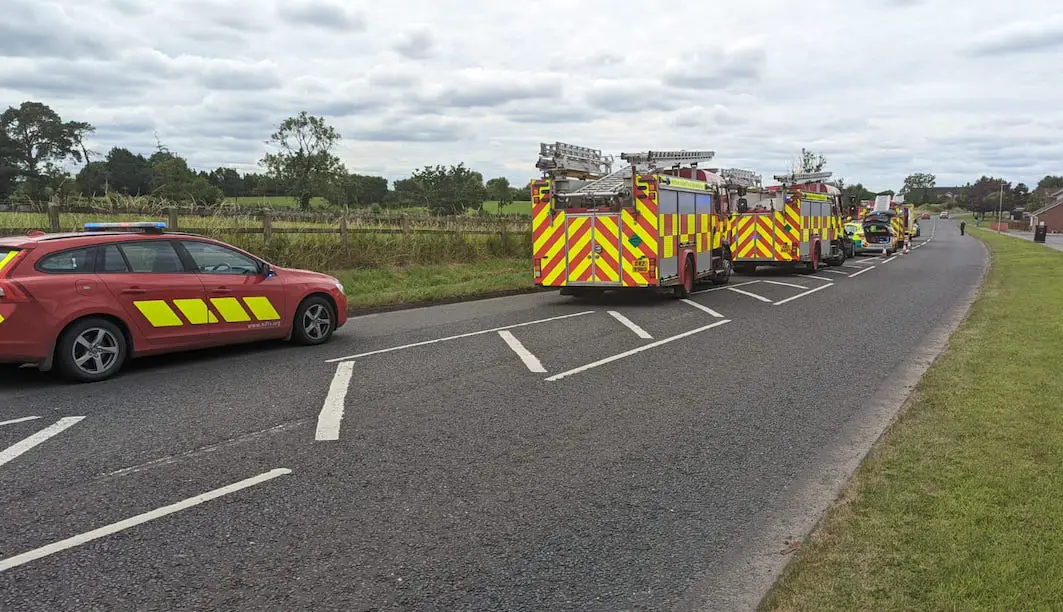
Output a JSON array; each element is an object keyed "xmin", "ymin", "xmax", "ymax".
[{"xmin": 1028, "ymin": 189, "xmax": 1063, "ymax": 232}]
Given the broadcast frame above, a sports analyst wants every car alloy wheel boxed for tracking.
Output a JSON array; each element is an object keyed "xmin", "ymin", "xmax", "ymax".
[
  {"xmin": 302, "ymin": 303, "xmax": 333, "ymax": 341},
  {"xmin": 71, "ymin": 327, "xmax": 121, "ymax": 376}
]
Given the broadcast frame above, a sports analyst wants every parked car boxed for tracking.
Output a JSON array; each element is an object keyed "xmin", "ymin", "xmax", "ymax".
[
  {"xmin": 0, "ymin": 222, "xmax": 347, "ymax": 382},
  {"xmin": 921, "ymin": 213, "xmax": 931, "ymax": 220},
  {"xmin": 939, "ymin": 211, "xmax": 949, "ymax": 219}
]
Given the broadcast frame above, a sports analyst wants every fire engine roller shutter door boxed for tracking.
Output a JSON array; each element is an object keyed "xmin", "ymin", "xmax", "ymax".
[
  {"xmin": 564, "ymin": 215, "xmax": 596, "ymax": 284},
  {"xmin": 657, "ymin": 189, "xmax": 679, "ymax": 280},
  {"xmin": 694, "ymin": 192, "xmax": 713, "ymax": 273}
]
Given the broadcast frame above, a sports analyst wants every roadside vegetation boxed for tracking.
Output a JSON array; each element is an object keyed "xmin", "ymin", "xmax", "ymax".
[
  {"xmin": 762, "ymin": 230, "xmax": 1063, "ymax": 610},
  {"xmin": 337, "ymin": 259, "xmax": 533, "ymax": 310}
]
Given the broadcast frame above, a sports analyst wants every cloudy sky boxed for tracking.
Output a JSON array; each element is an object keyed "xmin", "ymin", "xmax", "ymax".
[{"xmin": 3, "ymin": 0, "xmax": 1062, "ymax": 191}]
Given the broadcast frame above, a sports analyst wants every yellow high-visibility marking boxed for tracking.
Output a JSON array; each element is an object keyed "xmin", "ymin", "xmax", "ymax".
[
  {"xmin": 173, "ymin": 299, "xmax": 219, "ymax": 325},
  {"xmin": 210, "ymin": 297, "xmax": 251, "ymax": 322},
  {"xmin": 0, "ymin": 251, "xmax": 17, "ymax": 272},
  {"xmin": 242, "ymin": 296, "xmax": 281, "ymax": 321},
  {"xmin": 0, "ymin": 313, "xmax": 5, "ymax": 324},
  {"xmin": 133, "ymin": 300, "xmax": 184, "ymax": 327}
]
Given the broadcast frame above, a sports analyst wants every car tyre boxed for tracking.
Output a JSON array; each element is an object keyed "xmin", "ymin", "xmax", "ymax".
[
  {"xmin": 55, "ymin": 317, "xmax": 128, "ymax": 383},
  {"xmin": 292, "ymin": 295, "xmax": 337, "ymax": 346}
]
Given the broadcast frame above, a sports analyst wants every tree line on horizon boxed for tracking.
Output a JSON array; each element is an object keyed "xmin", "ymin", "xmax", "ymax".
[{"xmin": 2, "ymin": 100, "xmax": 1060, "ymax": 215}]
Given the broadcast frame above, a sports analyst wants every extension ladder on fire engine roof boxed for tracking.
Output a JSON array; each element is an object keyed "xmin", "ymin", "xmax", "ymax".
[
  {"xmin": 621, "ymin": 149, "xmax": 716, "ymax": 169},
  {"xmin": 569, "ymin": 166, "xmax": 633, "ymax": 196}
]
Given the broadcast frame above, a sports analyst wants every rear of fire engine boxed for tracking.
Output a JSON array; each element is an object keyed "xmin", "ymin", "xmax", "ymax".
[
  {"xmin": 530, "ymin": 142, "xmax": 740, "ymax": 297},
  {"xmin": 730, "ymin": 171, "xmax": 848, "ymax": 273}
]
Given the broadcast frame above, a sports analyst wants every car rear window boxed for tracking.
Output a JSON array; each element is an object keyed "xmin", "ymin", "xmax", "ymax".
[{"xmin": 37, "ymin": 246, "xmax": 97, "ymax": 274}]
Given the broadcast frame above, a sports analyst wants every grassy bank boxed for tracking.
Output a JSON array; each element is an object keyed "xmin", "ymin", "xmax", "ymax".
[
  {"xmin": 762, "ymin": 230, "xmax": 1063, "ymax": 610},
  {"xmin": 335, "ymin": 258, "xmax": 532, "ymax": 310}
]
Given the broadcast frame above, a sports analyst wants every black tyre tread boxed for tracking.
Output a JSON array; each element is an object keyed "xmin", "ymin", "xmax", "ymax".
[{"xmin": 291, "ymin": 296, "xmax": 336, "ymax": 346}]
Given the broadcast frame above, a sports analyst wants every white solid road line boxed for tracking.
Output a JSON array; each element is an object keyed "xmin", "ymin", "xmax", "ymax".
[
  {"xmin": 325, "ymin": 310, "xmax": 595, "ymax": 363},
  {"xmin": 0, "ymin": 468, "xmax": 292, "ymax": 573},
  {"xmin": 498, "ymin": 330, "xmax": 547, "ymax": 372},
  {"xmin": 773, "ymin": 283, "xmax": 833, "ymax": 306},
  {"xmin": 691, "ymin": 279, "xmax": 760, "ymax": 295},
  {"xmin": 821, "ymin": 269, "xmax": 849, "ymax": 275},
  {"xmin": 760, "ymin": 280, "xmax": 807, "ymax": 289},
  {"xmin": 803, "ymin": 275, "xmax": 836, "ymax": 282},
  {"xmin": 315, "ymin": 361, "xmax": 356, "ymax": 442},
  {"xmin": 0, "ymin": 416, "xmax": 41, "ymax": 427},
  {"xmin": 545, "ymin": 320, "xmax": 731, "ymax": 382},
  {"xmin": 882, "ymin": 256, "xmax": 898, "ymax": 264},
  {"xmin": 607, "ymin": 311, "xmax": 654, "ymax": 338},
  {"xmin": 0, "ymin": 417, "xmax": 84, "ymax": 469},
  {"xmin": 681, "ymin": 299, "xmax": 724, "ymax": 318},
  {"xmin": 849, "ymin": 266, "xmax": 876, "ymax": 278},
  {"xmin": 727, "ymin": 286, "xmax": 773, "ymax": 303}
]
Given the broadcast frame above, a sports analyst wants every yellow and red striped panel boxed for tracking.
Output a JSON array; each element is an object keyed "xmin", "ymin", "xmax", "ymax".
[
  {"xmin": 532, "ymin": 180, "xmax": 568, "ymax": 286},
  {"xmin": 620, "ymin": 176, "xmax": 659, "ymax": 286}
]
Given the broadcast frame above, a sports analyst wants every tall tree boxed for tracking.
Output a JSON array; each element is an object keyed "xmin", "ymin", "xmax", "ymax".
[
  {"xmin": 104, "ymin": 147, "xmax": 153, "ymax": 195},
  {"xmin": 1036, "ymin": 175, "xmax": 1063, "ymax": 190},
  {"xmin": 260, "ymin": 111, "xmax": 342, "ymax": 210},
  {"xmin": 794, "ymin": 148, "xmax": 827, "ymax": 173},
  {"xmin": 901, "ymin": 172, "xmax": 936, "ymax": 204},
  {"xmin": 0, "ymin": 101, "xmax": 94, "ymax": 201},
  {"xmin": 76, "ymin": 161, "xmax": 108, "ymax": 196},
  {"xmin": 0, "ymin": 128, "xmax": 18, "ymax": 200},
  {"xmin": 486, "ymin": 176, "xmax": 512, "ymax": 212}
]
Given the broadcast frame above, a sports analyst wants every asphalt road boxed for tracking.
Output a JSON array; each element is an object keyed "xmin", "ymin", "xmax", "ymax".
[{"xmin": 0, "ymin": 218, "xmax": 986, "ymax": 611}]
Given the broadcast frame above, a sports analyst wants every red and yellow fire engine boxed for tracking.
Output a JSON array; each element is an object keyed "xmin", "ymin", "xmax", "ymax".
[
  {"xmin": 729, "ymin": 171, "xmax": 850, "ymax": 273},
  {"xmin": 530, "ymin": 142, "xmax": 759, "ymax": 297}
]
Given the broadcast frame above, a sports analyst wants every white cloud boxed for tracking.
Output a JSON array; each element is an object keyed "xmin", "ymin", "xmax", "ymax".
[{"xmin": 1, "ymin": 0, "xmax": 1062, "ymax": 190}]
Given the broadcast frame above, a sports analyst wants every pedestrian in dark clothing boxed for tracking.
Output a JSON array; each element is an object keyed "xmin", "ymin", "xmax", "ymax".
[{"xmin": 960, "ymin": 220, "xmax": 966, "ymax": 236}]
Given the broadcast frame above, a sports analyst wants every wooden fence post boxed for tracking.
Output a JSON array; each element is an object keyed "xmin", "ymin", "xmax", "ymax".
[
  {"xmin": 339, "ymin": 215, "xmax": 349, "ymax": 249},
  {"xmin": 262, "ymin": 210, "xmax": 272, "ymax": 247},
  {"xmin": 400, "ymin": 215, "xmax": 410, "ymax": 234},
  {"xmin": 47, "ymin": 203, "xmax": 60, "ymax": 232},
  {"xmin": 167, "ymin": 207, "xmax": 179, "ymax": 231}
]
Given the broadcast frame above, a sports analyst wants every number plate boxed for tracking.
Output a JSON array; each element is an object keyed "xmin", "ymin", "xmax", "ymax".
[{"xmin": 634, "ymin": 258, "xmax": 650, "ymax": 273}]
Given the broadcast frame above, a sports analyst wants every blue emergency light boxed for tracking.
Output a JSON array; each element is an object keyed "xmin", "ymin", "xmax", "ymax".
[{"xmin": 84, "ymin": 222, "xmax": 167, "ymax": 233}]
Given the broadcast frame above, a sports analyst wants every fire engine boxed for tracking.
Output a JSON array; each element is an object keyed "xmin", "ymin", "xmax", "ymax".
[
  {"xmin": 530, "ymin": 142, "xmax": 755, "ymax": 297},
  {"xmin": 729, "ymin": 170, "xmax": 850, "ymax": 274}
]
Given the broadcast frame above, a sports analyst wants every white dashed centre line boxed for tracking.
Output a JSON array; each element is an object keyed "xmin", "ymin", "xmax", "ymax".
[
  {"xmin": 499, "ymin": 330, "xmax": 547, "ymax": 373},
  {"xmin": 608, "ymin": 311, "xmax": 654, "ymax": 339},
  {"xmin": 0, "ymin": 417, "xmax": 85, "ymax": 468},
  {"xmin": 315, "ymin": 361, "xmax": 355, "ymax": 442},
  {"xmin": 727, "ymin": 286, "xmax": 773, "ymax": 303},
  {"xmin": 681, "ymin": 299, "xmax": 724, "ymax": 318},
  {"xmin": 0, "ymin": 468, "xmax": 292, "ymax": 573},
  {"xmin": 0, "ymin": 416, "xmax": 41, "ymax": 428}
]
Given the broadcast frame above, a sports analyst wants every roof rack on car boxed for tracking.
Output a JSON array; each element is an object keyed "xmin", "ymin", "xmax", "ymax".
[{"xmin": 83, "ymin": 222, "xmax": 167, "ymax": 233}]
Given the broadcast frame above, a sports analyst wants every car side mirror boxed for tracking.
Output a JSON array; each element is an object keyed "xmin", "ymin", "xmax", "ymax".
[{"xmin": 262, "ymin": 263, "xmax": 276, "ymax": 278}]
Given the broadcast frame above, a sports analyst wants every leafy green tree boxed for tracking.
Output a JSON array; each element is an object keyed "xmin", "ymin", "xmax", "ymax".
[
  {"xmin": 104, "ymin": 147, "xmax": 153, "ymax": 195},
  {"xmin": 76, "ymin": 161, "xmax": 108, "ymax": 196},
  {"xmin": 208, "ymin": 167, "xmax": 246, "ymax": 197},
  {"xmin": 0, "ymin": 129, "xmax": 18, "ymax": 200},
  {"xmin": 260, "ymin": 111, "xmax": 342, "ymax": 210},
  {"xmin": 0, "ymin": 101, "xmax": 94, "ymax": 201},
  {"xmin": 901, "ymin": 172, "xmax": 936, "ymax": 204},
  {"xmin": 1036, "ymin": 175, "xmax": 1063, "ymax": 190},
  {"xmin": 486, "ymin": 176, "xmax": 511, "ymax": 212},
  {"xmin": 394, "ymin": 163, "xmax": 487, "ymax": 215}
]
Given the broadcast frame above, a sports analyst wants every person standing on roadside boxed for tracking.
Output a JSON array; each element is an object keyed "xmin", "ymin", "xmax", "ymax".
[{"xmin": 960, "ymin": 220, "xmax": 967, "ymax": 236}]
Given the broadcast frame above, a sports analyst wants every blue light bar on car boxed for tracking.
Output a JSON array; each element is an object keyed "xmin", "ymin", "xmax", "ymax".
[{"xmin": 84, "ymin": 222, "xmax": 167, "ymax": 232}]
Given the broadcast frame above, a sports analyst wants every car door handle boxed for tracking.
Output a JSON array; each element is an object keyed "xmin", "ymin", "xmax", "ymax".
[{"xmin": 121, "ymin": 287, "xmax": 146, "ymax": 295}]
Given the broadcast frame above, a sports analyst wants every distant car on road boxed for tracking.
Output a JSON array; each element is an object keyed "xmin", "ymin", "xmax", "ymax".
[
  {"xmin": 921, "ymin": 213, "xmax": 931, "ymax": 220},
  {"xmin": 0, "ymin": 222, "xmax": 347, "ymax": 382},
  {"xmin": 939, "ymin": 212, "xmax": 949, "ymax": 219}
]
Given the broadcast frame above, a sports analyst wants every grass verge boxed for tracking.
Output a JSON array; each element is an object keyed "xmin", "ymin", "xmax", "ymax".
[
  {"xmin": 761, "ymin": 229, "xmax": 1063, "ymax": 610},
  {"xmin": 335, "ymin": 258, "xmax": 533, "ymax": 311}
]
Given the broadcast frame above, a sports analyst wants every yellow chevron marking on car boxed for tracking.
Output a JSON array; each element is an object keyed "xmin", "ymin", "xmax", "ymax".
[
  {"xmin": 210, "ymin": 297, "xmax": 252, "ymax": 322},
  {"xmin": 0, "ymin": 313, "xmax": 5, "ymax": 325},
  {"xmin": 242, "ymin": 296, "xmax": 281, "ymax": 321},
  {"xmin": 134, "ymin": 300, "xmax": 184, "ymax": 327},
  {"xmin": 173, "ymin": 299, "xmax": 219, "ymax": 325},
  {"xmin": 0, "ymin": 251, "xmax": 17, "ymax": 273}
]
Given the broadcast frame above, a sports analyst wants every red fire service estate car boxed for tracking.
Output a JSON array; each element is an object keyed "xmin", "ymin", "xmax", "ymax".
[{"xmin": 0, "ymin": 222, "xmax": 347, "ymax": 383}]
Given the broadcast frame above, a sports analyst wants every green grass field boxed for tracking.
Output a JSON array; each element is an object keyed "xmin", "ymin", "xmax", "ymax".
[
  {"xmin": 336, "ymin": 258, "xmax": 533, "ymax": 309},
  {"xmin": 762, "ymin": 229, "xmax": 1063, "ymax": 610}
]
